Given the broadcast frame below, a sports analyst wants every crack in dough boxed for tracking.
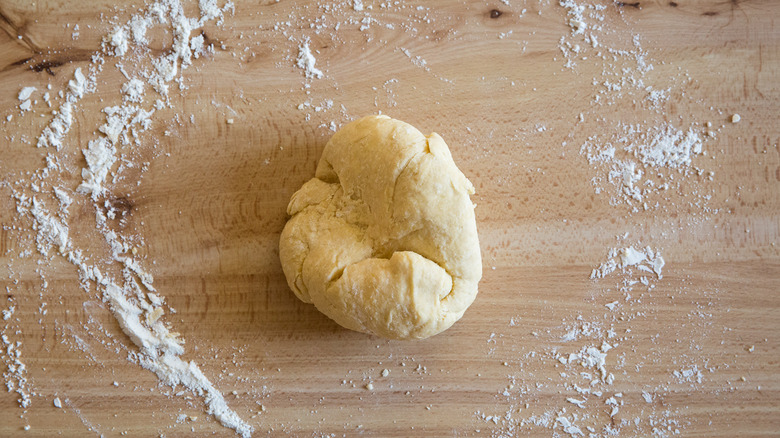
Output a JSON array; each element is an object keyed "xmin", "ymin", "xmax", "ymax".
[{"xmin": 279, "ymin": 115, "xmax": 482, "ymax": 340}]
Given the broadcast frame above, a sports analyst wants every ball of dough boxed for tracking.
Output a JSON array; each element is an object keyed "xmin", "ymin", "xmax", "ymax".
[{"xmin": 279, "ymin": 115, "xmax": 482, "ymax": 340}]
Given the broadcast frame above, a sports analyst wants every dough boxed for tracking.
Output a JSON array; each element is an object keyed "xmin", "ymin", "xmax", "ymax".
[{"xmin": 279, "ymin": 115, "xmax": 482, "ymax": 340}]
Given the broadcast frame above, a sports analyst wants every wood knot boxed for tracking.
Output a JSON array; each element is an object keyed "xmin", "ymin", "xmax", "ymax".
[
  {"xmin": 669, "ymin": 1, "xmax": 678, "ymax": 7},
  {"xmin": 615, "ymin": 1, "xmax": 641, "ymax": 9},
  {"xmin": 199, "ymin": 30, "xmax": 211, "ymax": 45},
  {"xmin": 31, "ymin": 60, "xmax": 64, "ymax": 76},
  {"xmin": 489, "ymin": 9, "xmax": 503, "ymax": 19},
  {"xmin": 106, "ymin": 197, "xmax": 133, "ymax": 219}
]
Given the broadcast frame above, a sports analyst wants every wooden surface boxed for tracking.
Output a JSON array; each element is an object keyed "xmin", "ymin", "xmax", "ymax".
[{"xmin": 0, "ymin": 0, "xmax": 778, "ymax": 436}]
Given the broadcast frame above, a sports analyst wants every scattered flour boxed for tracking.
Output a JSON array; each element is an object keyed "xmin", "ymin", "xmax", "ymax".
[
  {"xmin": 4, "ymin": 1, "xmax": 251, "ymax": 436},
  {"xmin": 581, "ymin": 123, "xmax": 707, "ymax": 210},
  {"xmin": 673, "ymin": 365, "xmax": 703, "ymax": 385},
  {"xmin": 1, "ymin": 332, "xmax": 32, "ymax": 408},
  {"xmin": 296, "ymin": 38, "xmax": 324, "ymax": 79},
  {"xmin": 37, "ymin": 68, "xmax": 90, "ymax": 150},
  {"xmin": 629, "ymin": 125, "xmax": 703, "ymax": 169},
  {"xmin": 591, "ymin": 246, "xmax": 664, "ymax": 280},
  {"xmin": 120, "ymin": 79, "xmax": 145, "ymax": 103},
  {"xmin": 18, "ymin": 87, "xmax": 36, "ymax": 101},
  {"xmin": 556, "ymin": 414, "xmax": 584, "ymax": 436},
  {"xmin": 560, "ymin": 0, "xmax": 588, "ymax": 36},
  {"xmin": 472, "ymin": 3, "xmax": 726, "ymax": 435},
  {"xmin": 17, "ymin": 86, "xmax": 36, "ymax": 112}
]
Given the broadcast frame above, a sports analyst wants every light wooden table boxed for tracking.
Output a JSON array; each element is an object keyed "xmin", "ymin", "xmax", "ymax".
[{"xmin": 0, "ymin": 0, "xmax": 778, "ymax": 436}]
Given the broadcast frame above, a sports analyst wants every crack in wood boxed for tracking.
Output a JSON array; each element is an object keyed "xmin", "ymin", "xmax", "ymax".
[{"xmin": 2, "ymin": 50, "xmax": 93, "ymax": 75}]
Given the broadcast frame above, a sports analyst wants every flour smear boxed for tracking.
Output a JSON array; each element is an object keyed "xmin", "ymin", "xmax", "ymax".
[{"xmin": 2, "ymin": 0, "xmax": 251, "ymax": 436}]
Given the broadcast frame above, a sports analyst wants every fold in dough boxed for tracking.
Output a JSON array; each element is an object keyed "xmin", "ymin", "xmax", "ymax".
[{"xmin": 279, "ymin": 115, "xmax": 482, "ymax": 340}]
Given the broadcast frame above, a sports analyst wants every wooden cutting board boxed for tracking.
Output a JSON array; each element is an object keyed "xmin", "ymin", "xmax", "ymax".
[{"xmin": 0, "ymin": 0, "xmax": 778, "ymax": 436}]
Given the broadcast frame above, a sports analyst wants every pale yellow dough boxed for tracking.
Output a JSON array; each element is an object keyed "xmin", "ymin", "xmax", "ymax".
[{"xmin": 279, "ymin": 115, "xmax": 482, "ymax": 340}]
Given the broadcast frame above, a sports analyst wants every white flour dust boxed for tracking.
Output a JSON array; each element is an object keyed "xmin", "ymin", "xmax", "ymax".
[
  {"xmin": 296, "ymin": 38, "xmax": 324, "ymax": 79},
  {"xmin": 580, "ymin": 122, "xmax": 710, "ymax": 212},
  {"xmin": 2, "ymin": 0, "xmax": 251, "ymax": 436},
  {"xmin": 472, "ymin": 0, "xmax": 734, "ymax": 436}
]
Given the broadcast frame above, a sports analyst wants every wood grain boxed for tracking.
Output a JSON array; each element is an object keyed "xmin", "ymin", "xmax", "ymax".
[{"xmin": 0, "ymin": 0, "xmax": 778, "ymax": 436}]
